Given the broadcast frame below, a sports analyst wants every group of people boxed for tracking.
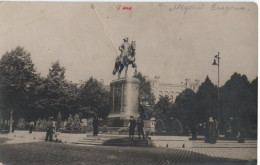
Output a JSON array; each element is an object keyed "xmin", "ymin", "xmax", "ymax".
[
  {"xmin": 128, "ymin": 116, "xmax": 145, "ymax": 141},
  {"xmin": 45, "ymin": 115, "xmax": 146, "ymax": 142}
]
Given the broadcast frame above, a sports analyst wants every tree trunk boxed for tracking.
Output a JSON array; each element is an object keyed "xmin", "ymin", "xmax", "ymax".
[{"xmin": 9, "ymin": 109, "xmax": 13, "ymax": 133}]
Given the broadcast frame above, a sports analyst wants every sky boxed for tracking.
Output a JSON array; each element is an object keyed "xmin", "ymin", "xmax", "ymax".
[{"xmin": 0, "ymin": 2, "xmax": 257, "ymax": 85}]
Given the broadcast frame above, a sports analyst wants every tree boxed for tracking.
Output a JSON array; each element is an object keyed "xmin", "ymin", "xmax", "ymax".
[
  {"xmin": 249, "ymin": 77, "xmax": 257, "ymax": 128},
  {"xmin": 72, "ymin": 113, "xmax": 81, "ymax": 130},
  {"xmin": 153, "ymin": 95, "xmax": 186, "ymax": 134},
  {"xmin": 221, "ymin": 73, "xmax": 250, "ymax": 119},
  {"xmin": 78, "ymin": 77, "xmax": 110, "ymax": 119},
  {"xmin": 45, "ymin": 61, "xmax": 67, "ymax": 117},
  {"xmin": 134, "ymin": 72, "xmax": 155, "ymax": 119},
  {"xmin": 153, "ymin": 95, "xmax": 173, "ymax": 133},
  {"xmin": 174, "ymin": 88, "xmax": 197, "ymax": 131},
  {"xmin": 66, "ymin": 114, "xmax": 73, "ymax": 130},
  {"xmin": 35, "ymin": 61, "xmax": 78, "ymax": 119},
  {"xmin": 35, "ymin": 118, "xmax": 47, "ymax": 131},
  {"xmin": 153, "ymin": 95, "xmax": 173, "ymax": 121},
  {"xmin": 0, "ymin": 46, "xmax": 38, "ymax": 132},
  {"xmin": 220, "ymin": 73, "xmax": 255, "ymax": 135},
  {"xmin": 195, "ymin": 76, "xmax": 218, "ymax": 123},
  {"xmin": 17, "ymin": 118, "xmax": 26, "ymax": 130},
  {"xmin": 57, "ymin": 81, "xmax": 78, "ymax": 119}
]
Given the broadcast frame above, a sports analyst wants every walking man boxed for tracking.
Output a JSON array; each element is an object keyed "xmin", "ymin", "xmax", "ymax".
[
  {"xmin": 128, "ymin": 116, "xmax": 136, "ymax": 140},
  {"xmin": 92, "ymin": 117, "xmax": 99, "ymax": 136},
  {"xmin": 137, "ymin": 117, "xmax": 145, "ymax": 140},
  {"xmin": 29, "ymin": 122, "xmax": 33, "ymax": 134},
  {"xmin": 45, "ymin": 117, "xmax": 53, "ymax": 142}
]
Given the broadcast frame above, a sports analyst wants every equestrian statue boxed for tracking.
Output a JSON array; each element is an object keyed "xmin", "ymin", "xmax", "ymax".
[{"xmin": 112, "ymin": 37, "xmax": 137, "ymax": 79}]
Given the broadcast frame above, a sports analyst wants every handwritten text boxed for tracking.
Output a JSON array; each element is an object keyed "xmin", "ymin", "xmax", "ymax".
[
  {"xmin": 116, "ymin": 5, "xmax": 132, "ymax": 11},
  {"xmin": 169, "ymin": 3, "xmax": 204, "ymax": 15},
  {"xmin": 169, "ymin": 3, "xmax": 248, "ymax": 15}
]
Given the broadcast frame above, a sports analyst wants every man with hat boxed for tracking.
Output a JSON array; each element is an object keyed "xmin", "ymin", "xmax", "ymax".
[
  {"xmin": 128, "ymin": 116, "xmax": 136, "ymax": 140},
  {"xmin": 118, "ymin": 37, "xmax": 131, "ymax": 63},
  {"xmin": 92, "ymin": 117, "xmax": 99, "ymax": 136},
  {"xmin": 137, "ymin": 117, "xmax": 145, "ymax": 140},
  {"xmin": 45, "ymin": 117, "xmax": 53, "ymax": 142}
]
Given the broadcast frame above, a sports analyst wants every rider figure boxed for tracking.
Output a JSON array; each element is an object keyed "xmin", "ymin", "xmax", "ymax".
[
  {"xmin": 113, "ymin": 37, "xmax": 137, "ymax": 78},
  {"xmin": 118, "ymin": 37, "xmax": 131, "ymax": 63}
]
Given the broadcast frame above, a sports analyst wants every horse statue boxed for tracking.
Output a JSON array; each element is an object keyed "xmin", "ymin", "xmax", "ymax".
[{"xmin": 112, "ymin": 41, "xmax": 137, "ymax": 78}]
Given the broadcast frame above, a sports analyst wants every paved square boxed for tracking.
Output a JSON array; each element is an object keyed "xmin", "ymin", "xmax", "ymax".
[{"xmin": 0, "ymin": 140, "xmax": 256, "ymax": 165}]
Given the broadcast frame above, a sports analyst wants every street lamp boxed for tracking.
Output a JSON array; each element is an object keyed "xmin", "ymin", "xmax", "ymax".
[{"xmin": 212, "ymin": 52, "xmax": 220, "ymax": 125}]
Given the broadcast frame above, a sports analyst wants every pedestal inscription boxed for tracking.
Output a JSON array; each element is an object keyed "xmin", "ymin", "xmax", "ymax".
[{"xmin": 108, "ymin": 77, "xmax": 140, "ymax": 127}]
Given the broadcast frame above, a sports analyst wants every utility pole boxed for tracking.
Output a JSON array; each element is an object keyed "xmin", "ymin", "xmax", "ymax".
[{"xmin": 212, "ymin": 52, "xmax": 220, "ymax": 135}]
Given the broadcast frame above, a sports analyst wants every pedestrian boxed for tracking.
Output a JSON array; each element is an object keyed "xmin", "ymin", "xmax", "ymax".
[
  {"xmin": 238, "ymin": 116, "xmax": 246, "ymax": 143},
  {"xmin": 205, "ymin": 122, "xmax": 209, "ymax": 143},
  {"xmin": 45, "ymin": 117, "xmax": 53, "ymax": 142},
  {"xmin": 137, "ymin": 117, "xmax": 145, "ymax": 140},
  {"xmin": 225, "ymin": 119, "xmax": 232, "ymax": 139},
  {"xmin": 29, "ymin": 122, "xmax": 33, "ymax": 134},
  {"xmin": 191, "ymin": 124, "xmax": 197, "ymax": 140},
  {"xmin": 92, "ymin": 117, "xmax": 99, "ymax": 136},
  {"xmin": 128, "ymin": 116, "xmax": 136, "ymax": 140},
  {"xmin": 205, "ymin": 117, "xmax": 216, "ymax": 143}
]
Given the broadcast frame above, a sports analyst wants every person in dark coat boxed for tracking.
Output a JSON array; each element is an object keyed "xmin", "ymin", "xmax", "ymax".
[
  {"xmin": 93, "ymin": 117, "xmax": 99, "ymax": 136},
  {"xmin": 45, "ymin": 118, "xmax": 53, "ymax": 142},
  {"xmin": 205, "ymin": 117, "xmax": 216, "ymax": 143},
  {"xmin": 129, "ymin": 116, "xmax": 136, "ymax": 140},
  {"xmin": 191, "ymin": 124, "xmax": 198, "ymax": 140},
  {"xmin": 238, "ymin": 115, "xmax": 246, "ymax": 143},
  {"xmin": 29, "ymin": 123, "xmax": 33, "ymax": 134},
  {"xmin": 137, "ymin": 117, "xmax": 145, "ymax": 140}
]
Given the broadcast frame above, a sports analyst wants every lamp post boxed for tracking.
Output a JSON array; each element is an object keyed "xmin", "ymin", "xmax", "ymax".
[{"xmin": 212, "ymin": 52, "xmax": 220, "ymax": 133}]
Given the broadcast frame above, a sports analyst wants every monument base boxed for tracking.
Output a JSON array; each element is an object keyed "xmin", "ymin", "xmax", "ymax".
[
  {"xmin": 103, "ymin": 117, "xmax": 153, "ymax": 135},
  {"xmin": 105, "ymin": 117, "xmax": 138, "ymax": 134},
  {"xmin": 108, "ymin": 77, "xmax": 139, "ymax": 124},
  {"xmin": 107, "ymin": 76, "xmax": 140, "ymax": 134},
  {"xmin": 106, "ymin": 117, "xmax": 129, "ymax": 127}
]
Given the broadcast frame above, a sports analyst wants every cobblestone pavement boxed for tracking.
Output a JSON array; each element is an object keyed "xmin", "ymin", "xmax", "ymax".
[
  {"xmin": 191, "ymin": 140, "xmax": 257, "ymax": 148},
  {"xmin": 0, "ymin": 141, "xmax": 257, "ymax": 165}
]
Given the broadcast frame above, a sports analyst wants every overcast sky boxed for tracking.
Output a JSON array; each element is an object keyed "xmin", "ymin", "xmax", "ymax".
[{"xmin": 0, "ymin": 2, "xmax": 257, "ymax": 85}]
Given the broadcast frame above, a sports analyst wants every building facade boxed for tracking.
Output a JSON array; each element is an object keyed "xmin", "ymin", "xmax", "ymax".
[{"xmin": 149, "ymin": 76, "xmax": 200, "ymax": 103}]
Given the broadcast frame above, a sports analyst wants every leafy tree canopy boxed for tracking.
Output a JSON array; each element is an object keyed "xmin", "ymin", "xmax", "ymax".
[
  {"xmin": 78, "ymin": 77, "xmax": 110, "ymax": 119},
  {"xmin": 153, "ymin": 95, "xmax": 173, "ymax": 121},
  {"xmin": 134, "ymin": 72, "xmax": 155, "ymax": 119},
  {"xmin": 0, "ymin": 46, "xmax": 38, "ymax": 121}
]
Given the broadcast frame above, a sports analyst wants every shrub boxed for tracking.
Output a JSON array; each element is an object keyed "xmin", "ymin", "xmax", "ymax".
[{"xmin": 17, "ymin": 118, "xmax": 26, "ymax": 130}]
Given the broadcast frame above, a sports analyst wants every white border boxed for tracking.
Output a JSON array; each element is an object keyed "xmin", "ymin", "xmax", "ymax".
[
  {"xmin": 0, "ymin": 0, "xmax": 258, "ymax": 2},
  {"xmin": 0, "ymin": 0, "xmax": 259, "ymax": 161}
]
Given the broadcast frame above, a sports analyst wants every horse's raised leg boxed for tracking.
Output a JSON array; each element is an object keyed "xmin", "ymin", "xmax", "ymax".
[
  {"xmin": 113, "ymin": 57, "xmax": 120, "ymax": 75},
  {"xmin": 118, "ymin": 64, "xmax": 124, "ymax": 79},
  {"xmin": 113, "ymin": 63, "xmax": 118, "ymax": 75},
  {"xmin": 132, "ymin": 63, "xmax": 137, "ymax": 75}
]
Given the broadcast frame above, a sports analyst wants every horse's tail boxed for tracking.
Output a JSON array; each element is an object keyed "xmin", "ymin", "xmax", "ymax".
[
  {"xmin": 112, "ymin": 68, "xmax": 116, "ymax": 75},
  {"xmin": 113, "ymin": 59, "xmax": 119, "ymax": 75}
]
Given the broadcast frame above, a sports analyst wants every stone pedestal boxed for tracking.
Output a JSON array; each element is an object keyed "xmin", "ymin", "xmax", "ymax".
[{"xmin": 108, "ymin": 77, "xmax": 140, "ymax": 127}]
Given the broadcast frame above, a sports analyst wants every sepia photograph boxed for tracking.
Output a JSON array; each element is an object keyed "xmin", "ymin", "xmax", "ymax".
[{"xmin": 0, "ymin": 1, "xmax": 258, "ymax": 165}]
